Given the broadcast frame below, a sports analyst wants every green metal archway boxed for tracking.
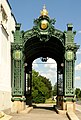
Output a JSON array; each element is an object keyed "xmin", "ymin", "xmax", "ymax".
[{"xmin": 11, "ymin": 6, "xmax": 79, "ymax": 112}]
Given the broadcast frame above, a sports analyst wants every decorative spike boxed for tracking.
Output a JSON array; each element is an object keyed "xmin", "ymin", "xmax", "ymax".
[{"xmin": 40, "ymin": 5, "xmax": 48, "ymax": 16}]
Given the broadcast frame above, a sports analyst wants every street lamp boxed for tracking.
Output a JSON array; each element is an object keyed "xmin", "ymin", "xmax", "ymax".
[{"xmin": 40, "ymin": 57, "xmax": 49, "ymax": 62}]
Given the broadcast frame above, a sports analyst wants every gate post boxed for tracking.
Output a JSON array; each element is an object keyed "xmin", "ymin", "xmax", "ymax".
[
  {"xmin": 63, "ymin": 24, "xmax": 79, "ymax": 111},
  {"xmin": 57, "ymin": 63, "xmax": 64, "ymax": 108},
  {"xmin": 25, "ymin": 64, "xmax": 32, "ymax": 106},
  {"xmin": 11, "ymin": 24, "xmax": 26, "ymax": 113}
]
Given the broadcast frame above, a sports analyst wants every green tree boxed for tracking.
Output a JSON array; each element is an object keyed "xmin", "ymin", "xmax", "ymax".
[
  {"xmin": 75, "ymin": 88, "xmax": 81, "ymax": 98},
  {"xmin": 80, "ymin": 90, "xmax": 81, "ymax": 98},
  {"xmin": 32, "ymin": 70, "xmax": 52, "ymax": 103},
  {"xmin": 39, "ymin": 75, "xmax": 52, "ymax": 98}
]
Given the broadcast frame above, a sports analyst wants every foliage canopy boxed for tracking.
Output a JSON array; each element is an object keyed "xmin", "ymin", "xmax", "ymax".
[{"xmin": 32, "ymin": 70, "xmax": 52, "ymax": 103}]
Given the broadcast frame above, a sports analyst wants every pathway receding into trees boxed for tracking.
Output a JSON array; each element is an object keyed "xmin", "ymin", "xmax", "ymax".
[{"xmin": 10, "ymin": 104, "xmax": 68, "ymax": 120}]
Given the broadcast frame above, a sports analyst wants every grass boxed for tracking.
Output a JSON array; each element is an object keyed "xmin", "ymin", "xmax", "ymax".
[{"xmin": 45, "ymin": 98, "xmax": 56, "ymax": 104}]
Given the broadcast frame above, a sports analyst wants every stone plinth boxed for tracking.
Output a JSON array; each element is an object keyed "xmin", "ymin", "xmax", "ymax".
[
  {"xmin": 63, "ymin": 102, "xmax": 75, "ymax": 112},
  {"xmin": 11, "ymin": 99, "xmax": 26, "ymax": 113}
]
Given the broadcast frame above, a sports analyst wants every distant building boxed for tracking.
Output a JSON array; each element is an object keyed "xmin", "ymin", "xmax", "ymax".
[{"xmin": 0, "ymin": 0, "xmax": 16, "ymax": 110}]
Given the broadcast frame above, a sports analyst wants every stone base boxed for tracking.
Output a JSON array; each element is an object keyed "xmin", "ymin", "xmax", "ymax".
[
  {"xmin": 57, "ymin": 96, "xmax": 63, "ymax": 109},
  {"xmin": 11, "ymin": 100, "xmax": 26, "ymax": 113},
  {"xmin": 63, "ymin": 101, "xmax": 75, "ymax": 112},
  {"xmin": 57, "ymin": 96, "xmax": 75, "ymax": 112}
]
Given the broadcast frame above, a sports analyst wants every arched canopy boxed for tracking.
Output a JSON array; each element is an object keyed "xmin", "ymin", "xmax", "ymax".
[
  {"xmin": 24, "ymin": 34, "xmax": 65, "ymax": 64},
  {"xmin": 23, "ymin": 9, "xmax": 65, "ymax": 64}
]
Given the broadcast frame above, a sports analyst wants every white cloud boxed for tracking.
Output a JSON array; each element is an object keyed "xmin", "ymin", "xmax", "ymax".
[
  {"xmin": 32, "ymin": 58, "xmax": 57, "ymax": 85},
  {"xmin": 32, "ymin": 61, "xmax": 38, "ymax": 69},
  {"xmin": 77, "ymin": 31, "xmax": 81, "ymax": 34},
  {"xmin": 39, "ymin": 67, "xmax": 57, "ymax": 85},
  {"xmin": 47, "ymin": 58, "xmax": 56, "ymax": 63},
  {"xmin": 75, "ymin": 63, "xmax": 81, "ymax": 71},
  {"xmin": 75, "ymin": 76, "xmax": 81, "ymax": 80},
  {"xmin": 41, "ymin": 73, "xmax": 52, "ymax": 79},
  {"xmin": 44, "ymin": 58, "xmax": 57, "ymax": 69},
  {"xmin": 48, "ymin": 69, "xmax": 56, "ymax": 74},
  {"xmin": 76, "ymin": 49, "xmax": 81, "ymax": 55},
  {"xmin": 39, "ymin": 70, "xmax": 55, "ymax": 79},
  {"xmin": 40, "ymin": 71, "xmax": 57, "ymax": 85}
]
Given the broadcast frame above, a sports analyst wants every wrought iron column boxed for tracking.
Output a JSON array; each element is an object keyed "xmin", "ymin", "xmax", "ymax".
[
  {"xmin": 11, "ymin": 24, "xmax": 26, "ymax": 105},
  {"xmin": 57, "ymin": 63, "xmax": 64, "ymax": 107},
  {"xmin": 63, "ymin": 24, "xmax": 79, "ymax": 111},
  {"xmin": 25, "ymin": 63, "xmax": 32, "ymax": 106},
  {"xmin": 11, "ymin": 48, "xmax": 25, "ymax": 101}
]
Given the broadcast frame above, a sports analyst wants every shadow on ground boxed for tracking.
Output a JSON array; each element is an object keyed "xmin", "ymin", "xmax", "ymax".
[{"xmin": 32, "ymin": 104, "xmax": 56, "ymax": 112}]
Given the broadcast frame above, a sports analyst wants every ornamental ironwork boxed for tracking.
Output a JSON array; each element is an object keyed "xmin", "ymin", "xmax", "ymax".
[{"xmin": 11, "ymin": 6, "xmax": 80, "ymax": 104}]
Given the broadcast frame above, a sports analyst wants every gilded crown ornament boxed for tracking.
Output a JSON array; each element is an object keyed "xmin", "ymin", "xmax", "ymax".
[
  {"xmin": 40, "ymin": 19, "xmax": 48, "ymax": 30},
  {"xmin": 40, "ymin": 5, "xmax": 48, "ymax": 16}
]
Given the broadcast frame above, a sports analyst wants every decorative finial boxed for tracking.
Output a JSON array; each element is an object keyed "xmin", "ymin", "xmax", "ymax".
[
  {"xmin": 40, "ymin": 5, "xmax": 48, "ymax": 16},
  {"xmin": 43, "ymin": 4, "xmax": 46, "ymax": 9}
]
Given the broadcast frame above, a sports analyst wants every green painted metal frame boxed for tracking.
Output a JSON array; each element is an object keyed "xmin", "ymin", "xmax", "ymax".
[
  {"xmin": 64, "ymin": 24, "xmax": 79, "ymax": 98},
  {"xmin": 11, "ymin": 24, "xmax": 25, "ymax": 99},
  {"xmin": 11, "ymin": 15, "xmax": 79, "ymax": 102}
]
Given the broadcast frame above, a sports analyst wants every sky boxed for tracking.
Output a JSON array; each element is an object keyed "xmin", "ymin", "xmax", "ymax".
[{"xmin": 9, "ymin": 0, "xmax": 81, "ymax": 88}]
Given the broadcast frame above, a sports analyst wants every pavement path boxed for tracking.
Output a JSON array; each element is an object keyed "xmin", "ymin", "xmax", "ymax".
[
  {"xmin": 6, "ymin": 103, "xmax": 81, "ymax": 120},
  {"xmin": 75, "ymin": 110, "xmax": 81, "ymax": 120},
  {"xmin": 10, "ymin": 105, "xmax": 68, "ymax": 120},
  {"xmin": 76, "ymin": 104, "xmax": 81, "ymax": 112},
  {"xmin": 75, "ymin": 104, "xmax": 81, "ymax": 120}
]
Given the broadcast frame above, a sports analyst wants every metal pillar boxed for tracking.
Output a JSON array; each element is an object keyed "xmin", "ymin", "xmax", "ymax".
[
  {"xmin": 11, "ymin": 24, "xmax": 26, "ymax": 112},
  {"xmin": 25, "ymin": 63, "xmax": 32, "ymax": 106},
  {"xmin": 63, "ymin": 24, "xmax": 79, "ymax": 111},
  {"xmin": 57, "ymin": 63, "xmax": 64, "ymax": 108}
]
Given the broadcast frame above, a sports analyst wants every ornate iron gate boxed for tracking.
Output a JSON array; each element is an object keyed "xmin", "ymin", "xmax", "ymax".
[{"xmin": 11, "ymin": 6, "xmax": 79, "ymax": 111}]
